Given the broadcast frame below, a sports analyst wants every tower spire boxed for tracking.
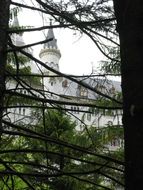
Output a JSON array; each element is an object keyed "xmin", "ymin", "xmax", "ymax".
[
  {"xmin": 44, "ymin": 22, "xmax": 58, "ymax": 49},
  {"xmin": 12, "ymin": 14, "xmax": 19, "ymax": 27},
  {"xmin": 39, "ymin": 21, "xmax": 61, "ymax": 74},
  {"xmin": 11, "ymin": 14, "xmax": 25, "ymax": 46}
]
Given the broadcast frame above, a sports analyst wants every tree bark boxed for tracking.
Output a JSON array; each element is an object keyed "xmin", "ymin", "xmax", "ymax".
[
  {"xmin": 113, "ymin": 0, "xmax": 143, "ymax": 189},
  {"xmin": 0, "ymin": 0, "xmax": 10, "ymax": 134}
]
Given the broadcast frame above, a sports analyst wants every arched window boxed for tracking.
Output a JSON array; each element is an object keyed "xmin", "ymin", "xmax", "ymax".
[
  {"xmin": 109, "ymin": 86, "xmax": 115, "ymax": 94},
  {"xmin": 87, "ymin": 113, "xmax": 91, "ymax": 121},
  {"xmin": 62, "ymin": 80, "xmax": 68, "ymax": 88},
  {"xmin": 19, "ymin": 107, "xmax": 21, "ymax": 114},
  {"xmin": 77, "ymin": 107, "xmax": 79, "ymax": 114},
  {"xmin": 78, "ymin": 85, "xmax": 88, "ymax": 97},
  {"xmin": 23, "ymin": 108, "xmax": 25, "ymax": 115},
  {"xmin": 111, "ymin": 138, "xmax": 120, "ymax": 147}
]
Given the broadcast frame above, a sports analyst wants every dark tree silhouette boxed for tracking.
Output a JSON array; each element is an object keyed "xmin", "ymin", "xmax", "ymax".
[
  {"xmin": 0, "ymin": 0, "xmax": 10, "ymax": 134},
  {"xmin": 113, "ymin": 0, "xmax": 143, "ymax": 189}
]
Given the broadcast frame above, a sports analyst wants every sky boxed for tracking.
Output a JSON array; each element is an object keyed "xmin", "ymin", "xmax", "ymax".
[{"xmin": 18, "ymin": 6, "xmax": 105, "ymax": 75}]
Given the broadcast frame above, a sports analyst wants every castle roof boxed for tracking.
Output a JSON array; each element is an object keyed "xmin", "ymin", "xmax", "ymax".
[
  {"xmin": 59, "ymin": 76, "xmax": 121, "ymax": 101},
  {"xmin": 44, "ymin": 27, "xmax": 58, "ymax": 49}
]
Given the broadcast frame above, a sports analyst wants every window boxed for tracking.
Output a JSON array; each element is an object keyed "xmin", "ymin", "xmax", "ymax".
[
  {"xmin": 89, "ymin": 108, "xmax": 94, "ymax": 115},
  {"xmin": 62, "ymin": 80, "xmax": 68, "ymax": 88},
  {"xmin": 19, "ymin": 108, "xmax": 21, "ymax": 114},
  {"xmin": 78, "ymin": 85, "xmax": 88, "ymax": 97},
  {"xmin": 109, "ymin": 86, "xmax": 115, "ymax": 94},
  {"xmin": 23, "ymin": 108, "xmax": 25, "ymax": 115},
  {"xmin": 87, "ymin": 113, "xmax": 91, "ymax": 121},
  {"xmin": 111, "ymin": 138, "xmax": 120, "ymax": 147},
  {"xmin": 107, "ymin": 121, "xmax": 113, "ymax": 126},
  {"xmin": 77, "ymin": 107, "xmax": 79, "ymax": 114}
]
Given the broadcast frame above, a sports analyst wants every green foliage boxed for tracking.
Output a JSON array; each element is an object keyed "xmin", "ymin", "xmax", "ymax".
[
  {"xmin": 100, "ymin": 60, "xmax": 120, "ymax": 75},
  {"xmin": 7, "ymin": 53, "xmax": 30, "ymax": 66},
  {"xmin": 0, "ymin": 108, "xmax": 124, "ymax": 189},
  {"xmin": 7, "ymin": 64, "xmax": 41, "ymax": 86},
  {"xmin": 94, "ymin": 91, "xmax": 122, "ymax": 111},
  {"xmin": 99, "ymin": 47, "xmax": 121, "ymax": 75}
]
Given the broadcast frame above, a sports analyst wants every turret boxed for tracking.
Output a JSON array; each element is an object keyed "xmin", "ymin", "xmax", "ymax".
[
  {"xmin": 39, "ymin": 25, "xmax": 61, "ymax": 75},
  {"xmin": 11, "ymin": 14, "xmax": 35, "ymax": 71},
  {"xmin": 11, "ymin": 14, "xmax": 25, "ymax": 46}
]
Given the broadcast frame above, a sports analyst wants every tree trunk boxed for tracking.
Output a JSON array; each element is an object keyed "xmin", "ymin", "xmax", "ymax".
[
  {"xmin": 0, "ymin": 0, "xmax": 10, "ymax": 134},
  {"xmin": 113, "ymin": 0, "xmax": 143, "ymax": 189}
]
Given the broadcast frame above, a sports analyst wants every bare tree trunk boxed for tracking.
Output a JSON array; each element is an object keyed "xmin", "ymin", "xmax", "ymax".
[
  {"xmin": 0, "ymin": 0, "xmax": 10, "ymax": 134},
  {"xmin": 113, "ymin": 0, "xmax": 143, "ymax": 189}
]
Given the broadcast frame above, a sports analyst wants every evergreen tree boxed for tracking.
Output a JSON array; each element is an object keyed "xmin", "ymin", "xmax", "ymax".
[{"xmin": 0, "ymin": 1, "xmax": 125, "ymax": 189}]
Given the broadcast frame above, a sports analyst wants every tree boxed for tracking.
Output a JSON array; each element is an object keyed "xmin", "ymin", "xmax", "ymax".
[
  {"xmin": 0, "ymin": 0, "xmax": 125, "ymax": 189},
  {"xmin": 0, "ymin": 109, "xmax": 124, "ymax": 189},
  {"xmin": 0, "ymin": 0, "xmax": 10, "ymax": 134},
  {"xmin": 113, "ymin": 0, "xmax": 143, "ymax": 189}
]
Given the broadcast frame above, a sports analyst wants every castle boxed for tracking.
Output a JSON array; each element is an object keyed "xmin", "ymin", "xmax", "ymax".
[{"xmin": 7, "ymin": 15, "xmax": 123, "ymax": 150}]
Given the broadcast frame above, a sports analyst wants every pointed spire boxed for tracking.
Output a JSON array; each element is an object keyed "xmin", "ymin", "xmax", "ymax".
[
  {"xmin": 39, "ymin": 19, "xmax": 61, "ymax": 74},
  {"xmin": 12, "ymin": 14, "xmax": 19, "ymax": 27},
  {"xmin": 11, "ymin": 14, "xmax": 25, "ymax": 46},
  {"xmin": 44, "ymin": 21, "xmax": 58, "ymax": 49}
]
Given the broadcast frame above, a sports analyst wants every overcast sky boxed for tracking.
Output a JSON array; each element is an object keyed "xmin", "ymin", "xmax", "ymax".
[{"xmin": 18, "ymin": 7, "xmax": 105, "ymax": 75}]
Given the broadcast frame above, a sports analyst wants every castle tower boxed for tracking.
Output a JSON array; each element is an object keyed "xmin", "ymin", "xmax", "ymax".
[
  {"xmin": 39, "ymin": 24, "xmax": 62, "ymax": 96},
  {"xmin": 11, "ymin": 14, "xmax": 34, "ymax": 65},
  {"xmin": 39, "ymin": 24, "xmax": 61, "ymax": 75},
  {"xmin": 11, "ymin": 14, "xmax": 25, "ymax": 47}
]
